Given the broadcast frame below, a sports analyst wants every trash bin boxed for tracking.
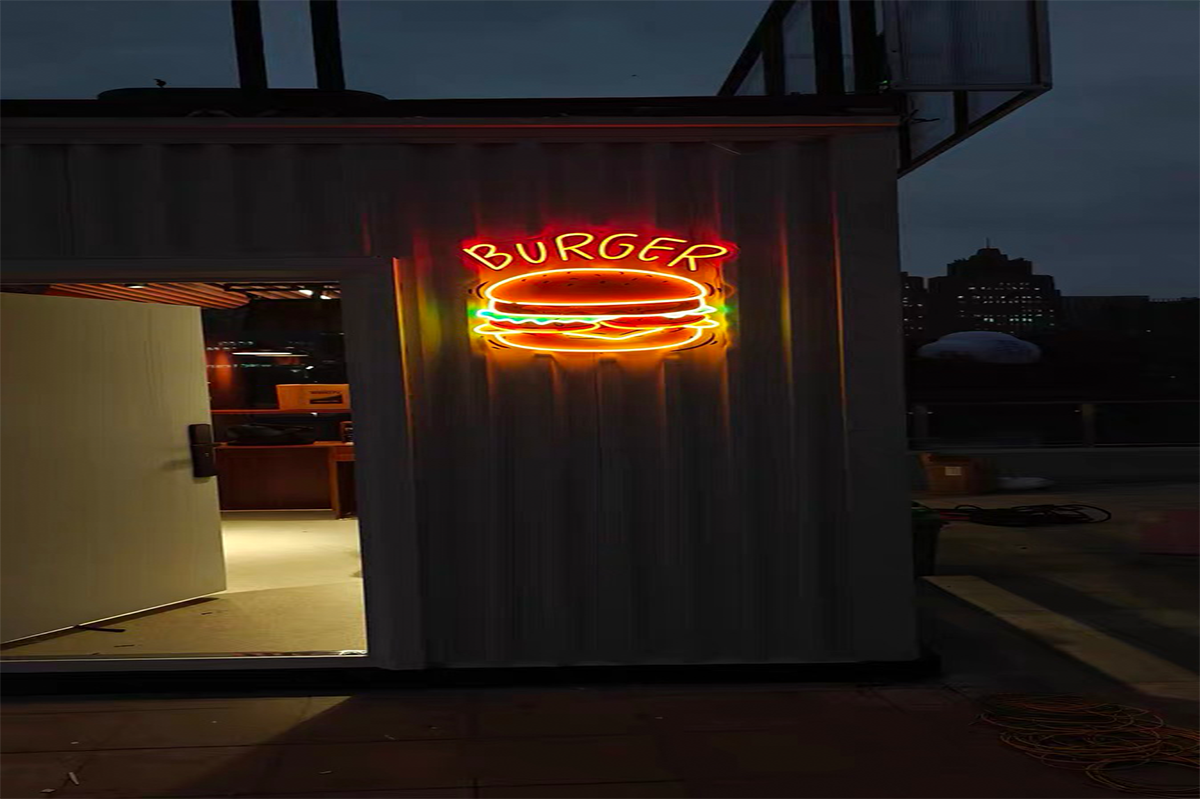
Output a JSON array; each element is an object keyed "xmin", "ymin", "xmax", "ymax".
[
  {"xmin": 919, "ymin": 452, "xmax": 993, "ymax": 495},
  {"xmin": 912, "ymin": 503, "xmax": 947, "ymax": 576}
]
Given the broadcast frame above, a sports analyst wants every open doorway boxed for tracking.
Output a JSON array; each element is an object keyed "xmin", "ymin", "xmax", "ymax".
[{"xmin": 1, "ymin": 281, "xmax": 367, "ymax": 659}]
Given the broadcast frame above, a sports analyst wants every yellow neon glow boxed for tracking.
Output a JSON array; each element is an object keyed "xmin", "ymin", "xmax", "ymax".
[
  {"xmin": 474, "ymin": 322, "xmax": 665, "ymax": 341},
  {"xmin": 563, "ymin": 327, "xmax": 669, "ymax": 341},
  {"xmin": 667, "ymin": 243, "xmax": 732, "ymax": 271},
  {"xmin": 514, "ymin": 241, "xmax": 549, "ymax": 264},
  {"xmin": 473, "ymin": 318, "xmax": 718, "ymax": 338},
  {"xmin": 463, "ymin": 243, "xmax": 513, "ymax": 271},
  {"xmin": 477, "ymin": 304, "xmax": 717, "ymax": 324},
  {"xmin": 554, "ymin": 232, "xmax": 597, "ymax": 261},
  {"xmin": 637, "ymin": 237, "xmax": 688, "ymax": 262},
  {"xmin": 600, "ymin": 317, "xmax": 719, "ymax": 331},
  {"xmin": 474, "ymin": 267, "xmax": 721, "ymax": 354},
  {"xmin": 597, "ymin": 232, "xmax": 640, "ymax": 260},
  {"xmin": 482, "ymin": 268, "xmax": 709, "ymax": 307},
  {"xmin": 492, "ymin": 327, "xmax": 706, "ymax": 354},
  {"xmin": 462, "ymin": 230, "xmax": 736, "ymax": 272}
]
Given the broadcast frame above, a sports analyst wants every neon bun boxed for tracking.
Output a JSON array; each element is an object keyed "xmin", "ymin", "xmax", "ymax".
[{"xmin": 473, "ymin": 268, "xmax": 719, "ymax": 353}]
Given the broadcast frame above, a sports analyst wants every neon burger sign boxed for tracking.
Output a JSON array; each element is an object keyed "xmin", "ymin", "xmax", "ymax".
[
  {"xmin": 462, "ymin": 230, "xmax": 736, "ymax": 353},
  {"xmin": 462, "ymin": 231, "xmax": 732, "ymax": 272}
]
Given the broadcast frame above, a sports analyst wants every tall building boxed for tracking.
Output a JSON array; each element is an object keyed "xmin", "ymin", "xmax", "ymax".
[
  {"xmin": 927, "ymin": 246, "xmax": 1061, "ymax": 336},
  {"xmin": 1061, "ymin": 295, "xmax": 1150, "ymax": 336},
  {"xmin": 899, "ymin": 272, "xmax": 928, "ymax": 338}
]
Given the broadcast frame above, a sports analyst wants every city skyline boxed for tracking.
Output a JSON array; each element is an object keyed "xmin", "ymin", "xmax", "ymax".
[
  {"xmin": 899, "ymin": 1, "xmax": 1198, "ymax": 299},
  {"xmin": 902, "ymin": 242, "xmax": 1197, "ymax": 344},
  {"xmin": 912, "ymin": 241, "xmax": 1197, "ymax": 301}
]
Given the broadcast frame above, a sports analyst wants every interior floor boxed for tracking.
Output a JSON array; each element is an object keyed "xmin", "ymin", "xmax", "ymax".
[{"xmin": 1, "ymin": 512, "xmax": 365, "ymax": 658}]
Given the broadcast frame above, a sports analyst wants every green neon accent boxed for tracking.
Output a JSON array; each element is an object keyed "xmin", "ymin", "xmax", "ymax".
[
  {"xmin": 476, "ymin": 305, "xmax": 719, "ymax": 325},
  {"xmin": 476, "ymin": 309, "xmax": 604, "ymax": 324}
]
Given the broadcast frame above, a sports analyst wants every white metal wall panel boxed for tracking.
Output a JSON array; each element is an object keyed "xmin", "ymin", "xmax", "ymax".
[
  {"xmin": 0, "ymin": 128, "xmax": 916, "ymax": 667},
  {"xmin": 2, "ymin": 142, "xmax": 365, "ymax": 258},
  {"xmin": 1, "ymin": 144, "xmax": 72, "ymax": 257}
]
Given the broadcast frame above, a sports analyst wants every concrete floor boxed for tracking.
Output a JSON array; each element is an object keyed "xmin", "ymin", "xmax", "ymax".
[
  {"xmin": 1, "ymin": 679, "xmax": 1193, "ymax": 798},
  {"xmin": 1, "ymin": 513, "xmax": 366, "ymax": 658},
  {"xmin": 2, "ymin": 483, "xmax": 1196, "ymax": 798},
  {"xmin": 923, "ymin": 482, "xmax": 1198, "ymax": 682}
]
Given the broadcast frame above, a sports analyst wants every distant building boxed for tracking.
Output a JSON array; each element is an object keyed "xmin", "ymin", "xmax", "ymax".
[
  {"xmin": 1147, "ymin": 297, "xmax": 1200, "ymax": 338},
  {"xmin": 1061, "ymin": 295, "xmax": 1149, "ymax": 335},
  {"xmin": 900, "ymin": 272, "xmax": 928, "ymax": 338},
  {"xmin": 927, "ymin": 246, "xmax": 1060, "ymax": 336}
]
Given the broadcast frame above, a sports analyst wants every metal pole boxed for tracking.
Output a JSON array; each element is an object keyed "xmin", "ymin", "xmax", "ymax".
[
  {"xmin": 310, "ymin": 0, "xmax": 346, "ymax": 91},
  {"xmin": 912, "ymin": 403, "xmax": 931, "ymax": 447},
  {"xmin": 848, "ymin": 0, "xmax": 882, "ymax": 93},
  {"xmin": 230, "ymin": 0, "xmax": 268, "ymax": 91},
  {"xmin": 717, "ymin": 0, "xmax": 795, "ymax": 96},
  {"xmin": 1080, "ymin": 403, "xmax": 1098, "ymax": 446},
  {"xmin": 811, "ymin": 0, "xmax": 845, "ymax": 96},
  {"xmin": 762, "ymin": 21, "xmax": 785, "ymax": 95},
  {"xmin": 953, "ymin": 90, "xmax": 970, "ymax": 135}
]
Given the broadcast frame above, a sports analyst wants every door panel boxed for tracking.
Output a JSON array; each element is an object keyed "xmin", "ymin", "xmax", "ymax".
[{"xmin": 1, "ymin": 293, "xmax": 225, "ymax": 643}]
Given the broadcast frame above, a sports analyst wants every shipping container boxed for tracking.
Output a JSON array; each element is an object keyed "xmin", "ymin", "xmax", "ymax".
[{"xmin": 1, "ymin": 115, "xmax": 917, "ymax": 676}]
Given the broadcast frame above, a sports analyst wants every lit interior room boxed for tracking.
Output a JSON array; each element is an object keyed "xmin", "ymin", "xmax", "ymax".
[{"xmin": 0, "ymin": 282, "xmax": 366, "ymax": 658}]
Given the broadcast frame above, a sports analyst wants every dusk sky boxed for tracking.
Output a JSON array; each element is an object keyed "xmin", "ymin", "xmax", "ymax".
[{"xmin": 2, "ymin": 0, "xmax": 1196, "ymax": 298}]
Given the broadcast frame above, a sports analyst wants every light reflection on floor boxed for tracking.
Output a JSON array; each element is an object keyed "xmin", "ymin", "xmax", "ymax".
[{"xmin": 1, "ymin": 512, "xmax": 365, "ymax": 657}]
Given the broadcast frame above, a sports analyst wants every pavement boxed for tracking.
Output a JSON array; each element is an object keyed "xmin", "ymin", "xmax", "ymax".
[
  {"xmin": 3, "ymin": 482, "xmax": 1196, "ymax": 799},
  {"xmin": 921, "ymin": 481, "xmax": 1198, "ymax": 707}
]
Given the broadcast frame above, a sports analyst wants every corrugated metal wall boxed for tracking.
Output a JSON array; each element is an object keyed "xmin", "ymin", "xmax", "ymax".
[
  {"xmin": 1, "ymin": 142, "xmax": 364, "ymax": 258},
  {"xmin": 1, "ymin": 129, "xmax": 917, "ymax": 667},
  {"xmin": 375, "ymin": 140, "xmax": 860, "ymax": 666}
]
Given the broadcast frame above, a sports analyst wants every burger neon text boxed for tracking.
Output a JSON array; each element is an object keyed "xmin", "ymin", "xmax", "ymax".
[{"xmin": 462, "ymin": 232, "xmax": 733, "ymax": 272}]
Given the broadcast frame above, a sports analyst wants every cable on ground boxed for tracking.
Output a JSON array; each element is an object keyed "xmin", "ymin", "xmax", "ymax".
[
  {"xmin": 979, "ymin": 694, "xmax": 1199, "ymax": 797},
  {"xmin": 929, "ymin": 503, "xmax": 1113, "ymax": 526}
]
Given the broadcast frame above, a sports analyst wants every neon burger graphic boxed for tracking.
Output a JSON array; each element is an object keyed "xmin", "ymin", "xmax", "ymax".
[{"xmin": 473, "ymin": 268, "xmax": 720, "ymax": 353}]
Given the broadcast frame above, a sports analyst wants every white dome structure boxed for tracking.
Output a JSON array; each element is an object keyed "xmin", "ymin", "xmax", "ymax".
[{"xmin": 917, "ymin": 331, "xmax": 1042, "ymax": 364}]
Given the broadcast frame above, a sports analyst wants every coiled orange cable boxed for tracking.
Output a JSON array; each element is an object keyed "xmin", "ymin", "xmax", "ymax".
[{"xmin": 980, "ymin": 694, "xmax": 1199, "ymax": 797}]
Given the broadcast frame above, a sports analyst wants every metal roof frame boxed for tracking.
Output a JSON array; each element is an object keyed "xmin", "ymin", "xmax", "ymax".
[{"xmin": 717, "ymin": 0, "xmax": 1052, "ymax": 175}]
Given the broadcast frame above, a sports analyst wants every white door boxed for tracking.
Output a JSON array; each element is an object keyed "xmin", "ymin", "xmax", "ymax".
[{"xmin": 1, "ymin": 293, "xmax": 225, "ymax": 643}]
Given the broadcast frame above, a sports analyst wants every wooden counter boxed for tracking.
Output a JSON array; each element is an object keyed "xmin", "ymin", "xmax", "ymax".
[{"xmin": 215, "ymin": 441, "xmax": 355, "ymax": 518}]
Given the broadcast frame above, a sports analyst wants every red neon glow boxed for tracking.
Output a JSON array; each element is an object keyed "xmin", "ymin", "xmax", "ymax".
[
  {"xmin": 637, "ymin": 237, "xmax": 687, "ymax": 262},
  {"xmin": 472, "ymin": 268, "xmax": 720, "ymax": 353},
  {"xmin": 462, "ymin": 229, "xmax": 736, "ymax": 272},
  {"xmin": 464, "ymin": 226, "xmax": 735, "ymax": 354}
]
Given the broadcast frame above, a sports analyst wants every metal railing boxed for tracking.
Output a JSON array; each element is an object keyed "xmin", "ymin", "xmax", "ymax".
[{"xmin": 908, "ymin": 400, "xmax": 1199, "ymax": 450}]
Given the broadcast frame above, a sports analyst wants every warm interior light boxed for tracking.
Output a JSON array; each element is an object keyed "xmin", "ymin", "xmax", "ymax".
[{"xmin": 231, "ymin": 350, "xmax": 309, "ymax": 357}]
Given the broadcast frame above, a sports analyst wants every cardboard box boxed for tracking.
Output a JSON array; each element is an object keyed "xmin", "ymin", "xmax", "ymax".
[
  {"xmin": 919, "ymin": 452, "xmax": 993, "ymax": 495},
  {"xmin": 275, "ymin": 384, "xmax": 350, "ymax": 410}
]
